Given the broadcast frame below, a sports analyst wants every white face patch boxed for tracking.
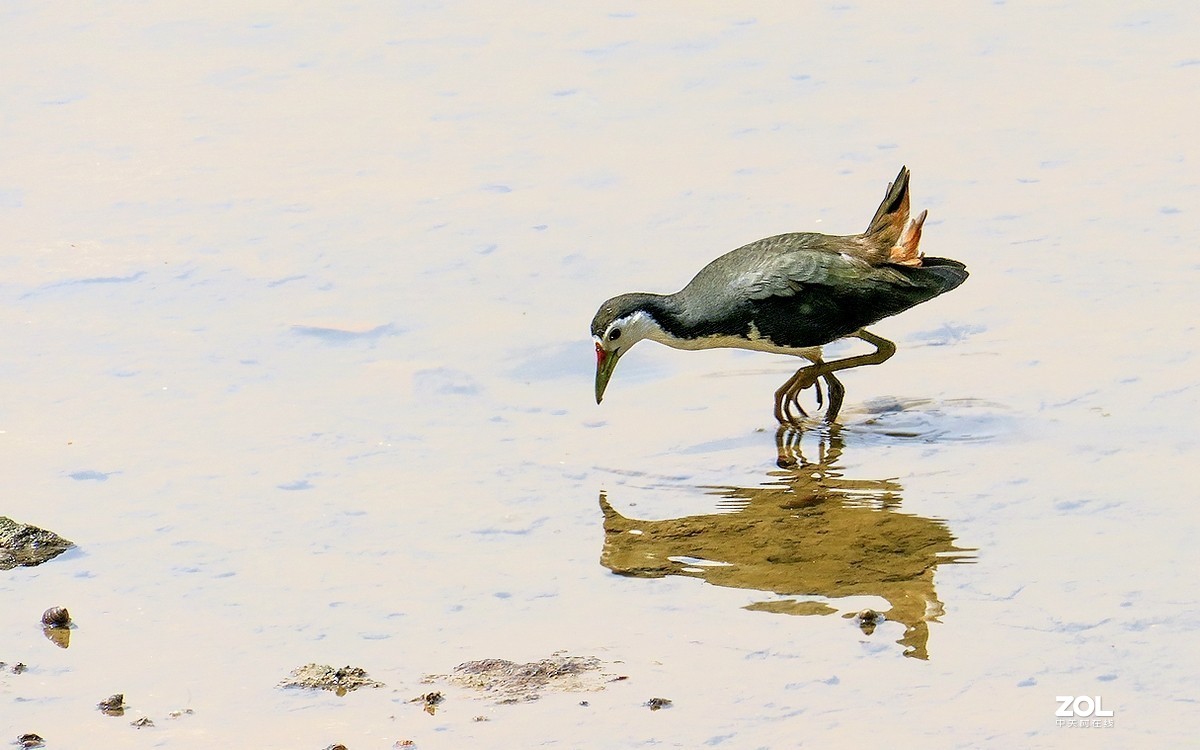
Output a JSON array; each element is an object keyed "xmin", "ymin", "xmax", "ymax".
[{"xmin": 599, "ymin": 310, "xmax": 660, "ymax": 353}]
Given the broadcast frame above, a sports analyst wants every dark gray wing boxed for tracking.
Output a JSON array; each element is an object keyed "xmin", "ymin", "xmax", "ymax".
[
  {"xmin": 684, "ymin": 233, "xmax": 917, "ymax": 305},
  {"xmin": 672, "ymin": 232, "xmax": 958, "ymax": 347}
]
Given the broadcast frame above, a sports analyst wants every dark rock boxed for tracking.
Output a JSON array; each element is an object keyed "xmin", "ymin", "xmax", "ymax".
[
  {"xmin": 97, "ymin": 693, "xmax": 126, "ymax": 716},
  {"xmin": 0, "ymin": 517, "xmax": 74, "ymax": 569}
]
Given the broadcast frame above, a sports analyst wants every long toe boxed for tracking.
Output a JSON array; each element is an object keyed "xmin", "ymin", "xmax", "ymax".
[
  {"xmin": 784, "ymin": 391, "xmax": 809, "ymax": 423},
  {"xmin": 783, "ymin": 368, "xmax": 817, "ymax": 423},
  {"xmin": 772, "ymin": 388, "xmax": 792, "ymax": 424},
  {"xmin": 822, "ymin": 373, "xmax": 846, "ymax": 423},
  {"xmin": 775, "ymin": 367, "xmax": 810, "ymax": 424}
]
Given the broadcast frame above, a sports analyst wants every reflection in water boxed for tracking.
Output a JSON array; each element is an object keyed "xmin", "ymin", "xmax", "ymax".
[
  {"xmin": 600, "ymin": 426, "xmax": 973, "ymax": 659},
  {"xmin": 43, "ymin": 625, "xmax": 71, "ymax": 649}
]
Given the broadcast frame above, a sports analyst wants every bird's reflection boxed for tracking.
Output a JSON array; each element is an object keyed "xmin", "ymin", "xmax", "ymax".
[{"xmin": 599, "ymin": 425, "xmax": 973, "ymax": 660}]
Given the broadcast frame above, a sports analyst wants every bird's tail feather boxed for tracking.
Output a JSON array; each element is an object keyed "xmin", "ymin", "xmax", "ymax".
[
  {"xmin": 914, "ymin": 257, "xmax": 968, "ymax": 294},
  {"xmin": 888, "ymin": 209, "xmax": 927, "ymax": 267},
  {"xmin": 862, "ymin": 166, "xmax": 911, "ymax": 249}
]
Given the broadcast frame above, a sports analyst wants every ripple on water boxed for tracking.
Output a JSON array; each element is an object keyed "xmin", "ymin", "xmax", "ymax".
[{"xmin": 843, "ymin": 396, "xmax": 1018, "ymax": 444}]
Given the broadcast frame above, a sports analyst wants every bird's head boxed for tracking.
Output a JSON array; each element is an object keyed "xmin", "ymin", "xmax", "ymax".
[{"xmin": 590, "ymin": 294, "xmax": 661, "ymax": 405}]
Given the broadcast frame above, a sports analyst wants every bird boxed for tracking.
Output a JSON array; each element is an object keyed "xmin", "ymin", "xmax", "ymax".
[{"xmin": 590, "ymin": 166, "xmax": 968, "ymax": 424}]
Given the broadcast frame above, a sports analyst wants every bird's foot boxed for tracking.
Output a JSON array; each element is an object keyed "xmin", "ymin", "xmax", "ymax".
[
  {"xmin": 794, "ymin": 368, "xmax": 820, "ymax": 391},
  {"xmin": 774, "ymin": 393, "xmax": 808, "ymax": 424},
  {"xmin": 775, "ymin": 365, "xmax": 822, "ymax": 424},
  {"xmin": 774, "ymin": 367, "xmax": 845, "ymax": 425}
]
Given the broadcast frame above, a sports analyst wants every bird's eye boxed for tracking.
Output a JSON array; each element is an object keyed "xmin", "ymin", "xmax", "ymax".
[{"xmin": 608, "ymin": 328, "xmax": 621, "ymax": 341}]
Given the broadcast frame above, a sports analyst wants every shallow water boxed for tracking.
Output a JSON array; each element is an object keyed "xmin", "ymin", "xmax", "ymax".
[{"xmin": 2, "ymin": 2, "xmax": 1197, "ymax": 747}]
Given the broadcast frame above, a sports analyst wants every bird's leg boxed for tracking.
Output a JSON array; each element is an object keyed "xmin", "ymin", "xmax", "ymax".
[
  {"xmin": 784, "ymin": 366, "xmax": 822, "ymax": 423},
  {"xmin": 774, "ymin": 367, "xmax": 812, "ymax": 423},
  {"xmin": 775, "ymin": 330, "xmax": 893, "ymax": 424},
  {"xmin": 807, "ymin": 329, "xmax": 897, "ymax": 379},
  {"xmin": 785, "ymin": 371, "xmax": 843, "ymax": 422},
  {"xmin": 791, "ymin": 329, "xmax": 895, "ymax": 421},
  {"xmin": 777, "ymin": 361, "xmax": 835, "ymax": 424},
  {"xmin": 796, "ymin": 374, "xmax": 825, "ymax": 415},
  {"xmin": 774, "ymin": 341, "xmax": 860, "ymax": 425},
  {"xmin": 780, "ymin": 365, "xmax": 821, "ymax": 423}
]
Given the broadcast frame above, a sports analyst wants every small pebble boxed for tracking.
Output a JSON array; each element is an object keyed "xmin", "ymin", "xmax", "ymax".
[
  {"xmin": 646, "ymin": 697, "xmax": 672, "ymax": 711},
  {"xmin": 130, "ymin": 717, "xmax": 154, "ymax": 728},
  {"xmin": 97, "ymin": 693, "xmax": 126, "ymax": 716},
  {"xmin": 411, "ymin": 691, "xmax": 443, "ymax": 714},
  {"xmin": 853, "ymin": 608, "xmax": 884, "ymax": 634},
  {"xmin": 17, "ymin": 734, "xmax": 45, "ymax": 749},
  {"xmin": 856, "ymin": 609, "xmax": 883, "ymax": 626}
]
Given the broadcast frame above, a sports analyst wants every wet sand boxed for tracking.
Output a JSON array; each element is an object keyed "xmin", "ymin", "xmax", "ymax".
[{"xmin": 2, "ymin": 2, "xmax": 1197, "ymax": 747}]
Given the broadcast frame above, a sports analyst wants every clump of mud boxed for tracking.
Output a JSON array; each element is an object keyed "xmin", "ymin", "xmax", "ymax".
[
  {"xmin": 279, "ymin": 664, "xmax": 383, "ymax": 695},
  {"xmin": 0, "ymin": 517, "xmax": 74, "ymax": 569},
  {"xmin": 440, "ymin": 654, "xmax": 615, "ymax": 704},
  {"xmin": 411, "ymin": 690, "xmax": 444, "ymax": 714}
]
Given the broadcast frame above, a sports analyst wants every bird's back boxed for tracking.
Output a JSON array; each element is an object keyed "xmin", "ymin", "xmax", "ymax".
[
  {"xmin": 664, "ymin": 167, "xmax": 966, "ymax": 349},
  {"xmin": 672, "ymin": 234, "xmax": 964, "ymax": 348},
  {"xmin": 603, "ymin": 167, "xmax": 966, "ymax": 351}
]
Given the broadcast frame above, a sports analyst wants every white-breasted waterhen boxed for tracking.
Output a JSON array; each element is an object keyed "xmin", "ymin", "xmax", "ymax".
[{"xmin": 591, "ymin": 167, "xmax": 968, "ymax": 424}]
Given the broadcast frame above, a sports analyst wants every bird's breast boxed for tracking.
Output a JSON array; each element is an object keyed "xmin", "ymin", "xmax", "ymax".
[{"xmin": 646, "ymin": 323, "xmax": 822, "ymax": 361}]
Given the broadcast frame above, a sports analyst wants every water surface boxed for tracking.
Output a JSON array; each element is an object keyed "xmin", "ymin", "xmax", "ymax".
[{"xmin": 2, "ymin": 2, "xmax": 1197, "ymax": 747}]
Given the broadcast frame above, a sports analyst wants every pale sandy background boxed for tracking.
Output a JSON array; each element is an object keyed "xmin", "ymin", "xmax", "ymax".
[{"xmin": 2, "ymin": 2, "xmax": 1197, "ymax": 747}]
